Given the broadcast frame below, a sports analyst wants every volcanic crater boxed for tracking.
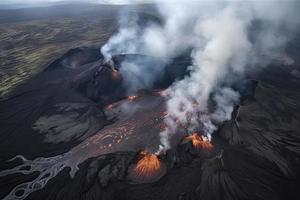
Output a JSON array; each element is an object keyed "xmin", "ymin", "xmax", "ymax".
[{"xmin": 0, "ymin": 43, "xmax": 300, "ymax": 200}]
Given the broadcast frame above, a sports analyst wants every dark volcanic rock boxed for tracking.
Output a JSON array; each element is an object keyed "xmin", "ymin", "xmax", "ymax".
[
  {"xmin": 45, "ymin": 47, "xmax": 102, "ymax": 71},
  {"xmin": 72, "ymin": 60, "xmax": 126, "ymax": 105},
  {"xmin": 0, "ymin": 47, "xmax": 109, "ymax": 161},
  {"xmin": 22, "ymin": 66, "xmax": 300, "ymax": 200},
  {"xmin": 1, "ymin": 45, "xmax": 300, "ymax": 200}
]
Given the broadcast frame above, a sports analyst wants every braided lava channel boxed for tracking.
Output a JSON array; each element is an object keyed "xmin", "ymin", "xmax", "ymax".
[{"xmin": 0, "ymin": 93, "xmax": 167, "ymax": 200}]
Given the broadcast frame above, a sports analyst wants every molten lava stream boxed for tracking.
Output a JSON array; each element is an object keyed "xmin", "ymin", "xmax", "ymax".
[
  {"xmin": 128, "ymin": 150, "xmax": 166, "ymax": 184},
  {"xmin": 184, "ymin": 133, "xmax": 213, "ymax": 150}
]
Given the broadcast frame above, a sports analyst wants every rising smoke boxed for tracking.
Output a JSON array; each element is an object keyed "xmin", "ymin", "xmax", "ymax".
[{"xmin": 101, "ymin": 0, "xmax": 300, "ymax": 150}]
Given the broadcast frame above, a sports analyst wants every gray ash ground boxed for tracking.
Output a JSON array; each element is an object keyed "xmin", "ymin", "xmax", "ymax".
[{"xmin": 0, "ymin": 42, "xmax": 300, "ymax": 200}]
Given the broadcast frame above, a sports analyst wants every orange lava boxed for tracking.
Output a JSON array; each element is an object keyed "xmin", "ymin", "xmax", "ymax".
[
  {"xmin": 111, "ymin": 67, "xmax": 121, "ymax": 79},
  {"xmin": 133, "ymin": 151, "xmax": 161, "ymax": 178},
  {"xmin": 184, "ymin": 133, "xmax": 213, "ymax": 150},
  {"xmin": 127, "ymin": 95, "xmax": 138, "ymax": 101}
]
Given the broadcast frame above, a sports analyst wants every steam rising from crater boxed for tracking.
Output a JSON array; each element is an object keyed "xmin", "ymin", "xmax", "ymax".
[{"xmin": 101, "ymin": 0, "xmax": 300, "ymax": 150}]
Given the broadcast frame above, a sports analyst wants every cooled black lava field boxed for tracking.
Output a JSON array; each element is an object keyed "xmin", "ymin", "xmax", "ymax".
[{"xmin": 1, "ymin": 2, "xmax": 300, "ymax": 200}]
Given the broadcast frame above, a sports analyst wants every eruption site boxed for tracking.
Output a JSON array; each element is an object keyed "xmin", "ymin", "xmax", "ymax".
[
  {"xmin": 128, "ymin": 150, "xmax": 166, "ymax": 184},
  {"xmin": 127, "ymin": 95, "xmax": 138, "ymax": 101},
  {"xmin": 111, "ymin": 67, "xmax": 121, "ymax": 80},
  {"xmin": 0, "ymin": 1, "xmax": 300, "ymax": 200},
  {"xmin": 0, "ymin": 93, "xmax": 166, "ymax": 199},
  {"xmin": 100, "ymin": 0, "xmax": 300, "ymax": 155},
  {"xmin": 184, "ymin": 133, "xmax": 213, "ymax": 151}
]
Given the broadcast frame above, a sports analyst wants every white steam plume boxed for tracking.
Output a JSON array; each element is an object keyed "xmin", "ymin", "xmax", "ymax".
[
  {"xmin": 101, "ymin": 0, "xmax": 300, "ymax": 150},
  {"xmin": 160, "ymin": 4, "xmax": 251, "ymax": 148}
]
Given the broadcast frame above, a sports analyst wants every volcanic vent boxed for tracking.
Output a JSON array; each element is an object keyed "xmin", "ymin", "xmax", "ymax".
[
  {"xmin": 128, "ymin": 150, "xmax": 167, "ymax": 184},
  {"xmin": 184, "ymin": 133, "xmax": 213, "ymax": 151}
]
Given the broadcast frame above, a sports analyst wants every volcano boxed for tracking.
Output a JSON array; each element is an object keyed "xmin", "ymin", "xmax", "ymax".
[
  {"xmin": 0, "ymin": 40, "xmax": 300, "ymax": 200},
  {"xmin": 128, "ymin": 150, "xmax": 167, "ymax": 184},
  {"xmin": 183, "ymin": 133, "xmax": 213, "ymax": 151}
]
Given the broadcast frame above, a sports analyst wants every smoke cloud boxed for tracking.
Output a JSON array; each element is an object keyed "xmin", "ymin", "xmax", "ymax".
[{"xmin": 101, "ymin": 0, "xmax": 300, "ymax": 150}]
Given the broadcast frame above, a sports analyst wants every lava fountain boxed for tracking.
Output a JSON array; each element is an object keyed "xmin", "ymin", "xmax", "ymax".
[
  {"xmin": 128, "ymin": 150, "xmax": 167, "ymax": 184},
  {"xmin": 184, "ymin": 133, "xmax": 213, "ymax": 150}
]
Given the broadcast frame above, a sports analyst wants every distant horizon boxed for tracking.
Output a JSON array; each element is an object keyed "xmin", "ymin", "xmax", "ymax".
[{"xmin": 0, "ymin": 0, "xmax": 150, "ymax": 9}]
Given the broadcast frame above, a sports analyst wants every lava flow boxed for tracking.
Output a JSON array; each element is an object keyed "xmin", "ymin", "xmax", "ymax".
[
  {"xmin": 128, "ymin": 150, "xmax": 167, "ymax": 184},
  {"xmin": 0, "ymin": 94, "xmax": 166, "ymax": 200},
  {"xmin": 184, "ymin": 133, "xmax": 213, "ymax": 150}
]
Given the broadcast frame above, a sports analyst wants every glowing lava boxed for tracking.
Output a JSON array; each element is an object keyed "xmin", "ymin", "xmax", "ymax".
[
  {"xmin": 127, "ymin": 95, "xmax": 138, "ymax": 101},
  {"xmin": 128, "ymin": 150, "xmax": 166, "ymax": 184},
  {"xmin": 0, "ymin": 93, "xmax": 166, "ymax": 199},
  {"xmin": 111, "ymin": 66, "xmax": 121, "ymax": 80},
  {"xmin": 184, "ymin": 133, "xmax": 213, "ymax": 150},
  {"xmin": 134, "ymin": 151, "xmax": 160, "ymax": 175}
]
